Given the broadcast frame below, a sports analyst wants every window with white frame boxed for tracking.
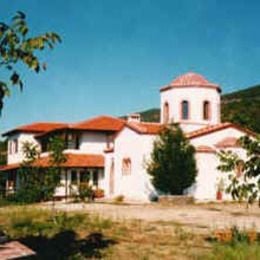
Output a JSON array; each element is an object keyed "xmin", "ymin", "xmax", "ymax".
[{"xmin": 8, "ymin": 139, "xmax": 18, "ymax": 154}]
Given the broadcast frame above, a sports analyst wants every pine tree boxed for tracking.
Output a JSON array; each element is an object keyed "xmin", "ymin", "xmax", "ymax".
[{"xmin": 147, "ymin": 124, "xmax": 197, "ymax": 195}]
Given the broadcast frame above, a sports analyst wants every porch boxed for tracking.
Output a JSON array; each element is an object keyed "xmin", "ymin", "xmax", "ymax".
[
  {"xmin": 58, "ymin": 168, "xmax": 105, "ymax": 198},
  {"xmin": 0, "ymin": 153, "xmax": 106, "ymax": 199}
]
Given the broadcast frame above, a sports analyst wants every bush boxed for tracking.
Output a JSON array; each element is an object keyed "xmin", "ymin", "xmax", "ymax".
[
  {"xmin": 213, "ymin": 225, "xmax": 259, "ymax": 244},
  {"xmin": 78, "ymin": 183, "xmax": 94, "ymax": 202},
  {"xmin": 114, "ymin": 195, "xmax": 124, "ymax": 203}
]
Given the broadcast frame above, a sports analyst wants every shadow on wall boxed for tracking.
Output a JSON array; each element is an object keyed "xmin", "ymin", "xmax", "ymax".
[
  {"xmin": 144, "ymin": 181, "xmax": 159, "ymax": 202},
  {"xmin": 19, "ymin": 230, "xmax": 116, "ymax": 259}
]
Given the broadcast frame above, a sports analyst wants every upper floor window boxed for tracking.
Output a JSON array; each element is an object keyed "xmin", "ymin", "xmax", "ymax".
[
  {"xmin": 66, "ymin": 133, "xmax": 80, "ymax": 150},
  {"xmin": 203, "ymin": 101, "xmax": 210, "ymax": 120},
  {"xmin": 163, "ymin": 102, "xmax": 169, "ymax": 124},
  {"xmin": 106, "ymin": 134, "xmax": 114, "ymax": 149},
  {"xmin": 8, "ymin": 139, "xmax": 18, "ymax": 154},
  {"xmin": 122, "ymin": 158, "xmax": 131, "ymax": 176},
  {"xmin": 181, "ymin": 100, "xmax": 189, "ymax": 120}
]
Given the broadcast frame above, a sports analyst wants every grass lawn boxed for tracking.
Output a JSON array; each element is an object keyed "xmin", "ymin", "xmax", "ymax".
[{"xmin": 0, "ymin": 205, "xmax": 259, "ymax": 259}]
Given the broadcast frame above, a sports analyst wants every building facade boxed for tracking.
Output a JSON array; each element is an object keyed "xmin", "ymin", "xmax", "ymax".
[{"xmin": 0, "ymin": 72, "xmax": 256, "ymax": 201}]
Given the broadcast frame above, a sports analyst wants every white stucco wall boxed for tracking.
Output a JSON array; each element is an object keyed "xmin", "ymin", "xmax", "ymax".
[
  {"xmin": 109, "ymin": 125, "xmax": 254, "ymax": 202},
  {"xmin": 7, "ymin": 131, "xmax": 108, "ymax": 164},
  {"xmin": 77, "ymin": 132, "xmax": 107, "ymax": 154},
  {"xmin": 111, "ymin": 127, "xmax": 157, "ymax": 201},
  {"xmin": 190, "ymin": 127, "xmax": 250, "ymax": 201},
  {"xmin": 160, "ymin": 87, "xmax": 221, "ymax": 131},
  {"xmin": 7, "ymin": 133, "xmax": 40, "ymax": 164},
  {"xmin": 190, "ymin": 127, "xmax": 247, "ymax": 147}
]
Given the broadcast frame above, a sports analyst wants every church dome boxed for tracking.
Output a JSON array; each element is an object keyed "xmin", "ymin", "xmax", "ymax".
[
  {"xmin": 161, "ymin": 72, "xmax": 221, "ymax": 92},
  {"xmin": 171, "ymin": 72, "xmax": 216, "ymax": 86}
]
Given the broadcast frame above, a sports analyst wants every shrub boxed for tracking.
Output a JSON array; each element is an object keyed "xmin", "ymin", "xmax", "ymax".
[
  {"xmin": 78, "ymin": 183, "xmax": 94, "ymax": 202},
  {"xmin": 212, "ymin": 225, "xmax": 259, "ymax": 244},
  {"xmin": 114, "ymin": 195, "xmax": 124, "ymax": 203}
]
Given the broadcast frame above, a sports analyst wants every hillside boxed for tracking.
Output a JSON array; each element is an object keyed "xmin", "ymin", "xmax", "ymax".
[{"xmin": 135, "ymin": 85, "xmax": 260, "ymax": 133}]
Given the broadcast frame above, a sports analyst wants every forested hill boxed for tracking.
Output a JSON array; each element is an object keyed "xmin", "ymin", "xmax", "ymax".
[{"xmin": 135, "ymin": 85, "xmax": 260, "ymax": 133}]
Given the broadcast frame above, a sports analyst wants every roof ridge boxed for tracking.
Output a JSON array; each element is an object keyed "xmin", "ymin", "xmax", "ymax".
[{"xmin": 72, "ymin": 115, "xmax": 125, "ymax": 126}]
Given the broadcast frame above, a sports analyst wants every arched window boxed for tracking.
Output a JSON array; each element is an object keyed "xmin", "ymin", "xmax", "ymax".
[
  {"xmin": 181, "ymin": 100, "xmax": 189, "ymax": 120},
  {"xmin": 203, "ymin": 101, "xmax": 210, "ymax": 120},
  {"xmin": 163, "ymin": 102, "xmax": 169, "ymax": 123},
  {"xmin": 122, "ymin": 158, "xmax": 131, "ymax": 176}
]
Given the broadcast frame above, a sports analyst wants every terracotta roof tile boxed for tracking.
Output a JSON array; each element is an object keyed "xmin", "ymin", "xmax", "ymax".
[
  {"xmin": 215, "ymin": 137, "xmax": 240, "ymax": 148},
  {"xmin": 35, "ymin": 116, "xmax": 126, "ymax": 138},
  {"xmin": 0, "ymin": 153, "xmax": 104, "ymax": 171},
  {"xmin": 71, "ymin": 115, "xmax": 125, "ymax": 132},
  {"xmin": 2, "ymin": 122, "xmax": 67, "ymax": 136},
  {"xmin": 196, "ymin": 145, "xmax": 216, "ymax": 153},
  {"xmin": 160, "ymin": 72, "xmax": 221, "ymax": 92},
  {"xmin": 126, "ymin": 122, "xmax": 162, "ymax": 134},
  {"xmin": 186, "ymin": 122, "xmax": 256, "ymax": 139}
]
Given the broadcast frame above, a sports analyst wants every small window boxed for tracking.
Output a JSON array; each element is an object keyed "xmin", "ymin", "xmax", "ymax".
[
  {"xmin": 8, "ymin": 141, "xmax": 12, "ymax": 155},
  {"xmin": 75, "ymin": 135, "xmax": 80, "ymax": 149},
  {"xmin": 13, "ymin": 139, "xmax": 18, "ymax": 153},
  {"xmin": 181, "ymin": 100, "xmax": 189, "ymax": 120},
  {"xmin": 163, "ymin": 102, "xmax": 169, "ymax": 124},
  {"xmin": 71, "ymin": 170, "xmax": 78, "ymax": 184},
  {"xmin": 203, "ymin": 101, "xmax": 210, "ymax": 120},
  {"xmin": 66, "ymin": 133, "xmax": 80, "ymax": 149},
  {"xmin": 106, "ymin": 134, "xmax": 113, "ymax": 149},
  {"xmin": 122, "ymin": 158, "xmax": 131, "ymax": 176}
]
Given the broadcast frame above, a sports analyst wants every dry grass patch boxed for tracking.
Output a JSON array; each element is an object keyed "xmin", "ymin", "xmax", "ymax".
[{"xmin": 0, "ymin": 205, "xmax": 259, "ymax": 259}]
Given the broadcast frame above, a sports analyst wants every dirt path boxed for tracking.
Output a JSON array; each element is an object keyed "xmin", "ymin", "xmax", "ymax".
[{"xmin": 48, "ymin": 202, "xmax": 260, "ymax": 233}]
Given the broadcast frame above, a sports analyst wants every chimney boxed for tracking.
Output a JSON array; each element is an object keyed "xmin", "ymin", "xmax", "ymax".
[{"xmin": 127, "ymin": 113, "xmax": 141, "ymax": 123}]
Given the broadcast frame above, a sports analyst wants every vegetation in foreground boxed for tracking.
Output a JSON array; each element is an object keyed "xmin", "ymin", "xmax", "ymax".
[
  {"xmin": 218, "ymin": 135, "xmax": 260, "ymax": 207},
  {"xmin": 0, "ymin": 206, "xmax": 259, "ymax": 259}
]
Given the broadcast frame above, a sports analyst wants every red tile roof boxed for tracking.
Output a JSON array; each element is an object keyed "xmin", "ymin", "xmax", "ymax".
[
  {"xmin": 186, "ymin": 122, "xmax": 256, "ymax": 139},
  {"xmin": 35, "ymin": 116, "xmax": 126, "ymax": 138},
  {"xmin": 126, "ymin": 122, "xmax": 162, "ymax": 134},
  {"xmin": 160, "ymin": 72, "xmax": 221, "ymax": 92},
  {"xmin": 196, "ymin": 145, "xmax": 216, "ymax": 153},
  {"xmin": 2, "ymin": 122, "xmax": 67, "ymax": 137},
  {"xmin": 71, "ymin": 115, "xmax": 125, "ymax": 132},
  {"xmin": 0, "ymin": 153, "xmax": 104, "ymax": 171},
  {"xmin": 215, "ymin": 137, "xmax": 240, "ymax": 148}
]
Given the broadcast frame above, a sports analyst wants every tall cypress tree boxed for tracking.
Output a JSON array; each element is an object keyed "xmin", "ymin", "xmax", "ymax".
[{"xmin": 147, "ymin": 124, "xmax": 197, "ymax": 195}]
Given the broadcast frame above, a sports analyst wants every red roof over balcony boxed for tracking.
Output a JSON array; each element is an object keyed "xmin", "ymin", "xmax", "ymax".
[{"xmin": 0, "ymin": 153, "xmax": 104, "ymax": 171}]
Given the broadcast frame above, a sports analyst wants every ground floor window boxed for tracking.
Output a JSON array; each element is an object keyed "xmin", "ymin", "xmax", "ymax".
[
  {"xmin": 93, "ymin": 170, "xmax": 99, "ymax": 187},
  {"xmin": 71, "ymin": 170, "xmax": 78, "ymax": 184},
  {"xmin": 80, "ymin": 170, "xmax": 91, "ymax": 183}
]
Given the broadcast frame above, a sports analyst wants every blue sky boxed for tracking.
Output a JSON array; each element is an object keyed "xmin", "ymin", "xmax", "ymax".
[{"xmin": 1, "ymin": 0, "xmax": 260, "ymax": 133}]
